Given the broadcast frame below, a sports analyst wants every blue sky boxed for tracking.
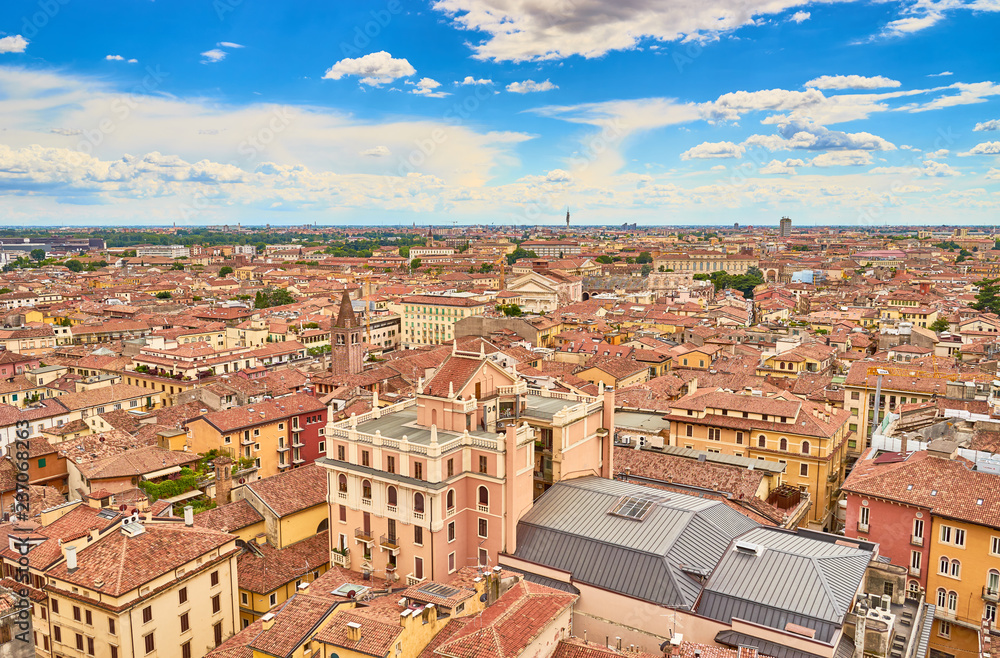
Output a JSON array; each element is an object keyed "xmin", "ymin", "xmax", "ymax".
[{"xmin": 1, "ymin": 0, "xmax": 998, "ymax": 227}]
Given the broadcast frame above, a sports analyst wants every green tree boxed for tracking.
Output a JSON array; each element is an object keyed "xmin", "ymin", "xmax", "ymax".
[
  {"xmin": 399, "ymin": 246, "xmax": 410, "ymax": 258},
  {"xmin": 636, "ymin": 252, "xmax": 653, "ymax": 264},
  {"xmin": 30, "ymin": 249, "xmax": 46, "ymax": 262},
  {"xmin": 497, "ymin": 303, "xmax": 523, "ymax": 316},
  {"xmin": 971, "ymin": 278, "xmax": 1000, "ymax": 315},
  {"xmin": 595, "ymin": 255, "xmax": 614, "ymax": 264},
  {"xmin": 65, "ymin": 259, "xmax": 84, "ymax": 272},
  {"xmin": 0, "ymin": 287, "xmax": 10, "ymax": 294},
  {"xmin": 255, "ymin": 242, "xmax": 267, "ymax": 254},
  {"xmin": 171, "ymin": 262, "xmax": 185, "ymax": 270},
  {"xmin": 505, "ymin": 247, "xmax": 537, "ymax": 265},
  {"xmin": 641, "ymin": 263, "xmax": 653, "ymax": 276},
  {"xmin": 155, "ymin": 291, "xmax": 172, "ymax": 299},
  {"xmin": 122, "ymin": 249, "xmax": 137, "ymax": 257},
  {"xmin": 219, "ymin": 266, "xmax": 234, "ymax": 277},
  {"xmin": 254, "ymin": 287, "xmax": 296, "ymax": 309},
  {"xmin": 410, "ymin": 258, "xmax": 422, "ymax": 270},
  {"xmin": 479, "ymin": 263, "xmax": 494, "ymax": 273},
  {"xmin": 929, "ymin": 317, "xmax": 950, "ymax": 332}
]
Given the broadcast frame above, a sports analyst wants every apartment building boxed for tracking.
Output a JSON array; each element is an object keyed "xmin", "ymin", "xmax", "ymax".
[
  {"xmin": 663, "ymin": 387, "xmax": 851, "ymax": 528},
  {"xmin": 844, "ymin": 448, "xmax": 1000, "ymax": 658},
  {"xmin": 654, "ymin": 250, "xmax": 759, "ymax": 274},
  {"xmin": 185, "ymin": 393, "xmax": 327, "ymax": 478},
  {"xmin": 136, "ymin": 244, "xmax": 191, "ymax": 258},
  {"xmin": 401, "ymin": 295, "xmax": 487, "ymax": 347},
  {"xmin": 317, "ymin": 345, "xmax": 614, "ymax": 585},
  {"xmin": 520, "ymin": 240, "xmax": 581, "ymax": 257}
]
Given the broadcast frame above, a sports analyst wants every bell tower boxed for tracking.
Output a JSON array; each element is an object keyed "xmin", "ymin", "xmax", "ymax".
[{"xmin": 330, "ymin": 292, "xmax": 365, "ymax": 376}]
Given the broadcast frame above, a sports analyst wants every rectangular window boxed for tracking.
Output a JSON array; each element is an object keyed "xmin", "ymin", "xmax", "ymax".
[
  {"xmin": 338, "ymin": 445, "xmax": 345, "ymax": 460},
  {"xmin": 179, "ymin": 588, "xmax": 187, "ymax": 604},
  {"xmin": 211, "ymin": 570, "xmax": 219, "ymax": 586},
  {"xmin": 109, "ymin": 618, "xmax": 116, "ymax": 635},
  {"xmin": 181, "ymin": 612, "xmax": 190, "ymax": 632},
  {"xmin": 448, "ymin": 552, "xmax": 456, "ymax": 572},
  {"xmin": 362, "ymin": 450, "xmax": 370, "ymax": 467},
  {"xmin": 938, "ymin": 621, "xmax": 951, "ymax": 639},
  {"xmin": 142, "ymin": 606, "xmax": 152, "ymax": 623},
  {"xmin": 414, "ymin": 462, "xmax": 423, "ymax": 480},
  {"xmin": 53, "ymin": 626, "xmax": 61, "ymax": 643},
  {"xmin": 86, "ymin": 609, "xmax": 92, "ymax": 625},
  {"xmin": 799, "ymin": 463, "xmax": 808, "ymax": 477},
  {"xmin": 911, "ymin": 550, "xmax": 921, "ymax": 570},
  {"xmin": 735, "ymin": 432, "xmax": 743, "ymax": 445},
  {"xmin": 914, "ymin": 519, "xmax": 924, "ymax": 539},
  {"xmin": 74, "ymin": 606, "xmax": 81, "ymax": 621},
  {"xmin": 387, "ymin": 456, "xmax": 395, "ymax": 474},
  {"xmin": 182, "ymin": 642, "xmax": 191, "ymax": 658},
  {"xmin": 241, "ymin": 592, "xmax": 248, "ymax": 605},
  {"xmin": 76, "ymin": 633, "xmax": 84, "ymax": 651},
  {"xmin": 447, "ymin": 459, "xmax": 454, "ymax": 478},
  {"xmin": 992, "ymin": 537, "xmax": 1000, "ymax": 556},
  {"xmin": 448, "ymin": 521, "xmax": 456, "ymax": 542},
  {"xmin": 269, "ymin": 593, "xmax": 277, "ymax": 606},
  {"xmin": 941, "ymin": 525, "xmax": 952, "ymax": 544},
  {"xmin": 860, "ymin": 507, "xmax": 870, "ymax": 526},
  {"xmin": 212, "ymin": 595, "xmax": 221, "ymax": 614},
  {"xmin": 145, "ymin": 634, "xmax": 155, "ymax": 654},
  {"xmin": 479, "ymin": 456, "xmax": 488, "ymax": 474},
  {"xmin": 339, "ymin": 504, "xmax": 347, "ymax": 522},
  {"xmin": 478, "ymin": 518, "xmax": 488, "ymax": 538},
  {"xmin": 414, "ymin": 526, "xmax": 423, "ymax": 545},
  {"xmin": 215, "ymin": 622, "xmax": 223, "ymax": 647},
  {"xmin": 955, "ymin": 528, "xmax": 966, "ymax": 547}
]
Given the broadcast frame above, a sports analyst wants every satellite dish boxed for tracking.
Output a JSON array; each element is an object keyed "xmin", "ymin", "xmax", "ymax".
[
  {"xmin": 99, "ymin": 437, "xmax": 105, "ymax": 442},
  {"xmin": 238, "ymin": 478, "xmax": 245, "ymax": 484},
  {"xmin": 348, "ymin": 590, "xmax": 356, "ymax": 599},
  {"xmin": 119, "ymin": 504, "xmax": 127, "ymax": 511},
  {"xmin": 480, "ymin": 593, "xmax": 488, "ymax": 602}
]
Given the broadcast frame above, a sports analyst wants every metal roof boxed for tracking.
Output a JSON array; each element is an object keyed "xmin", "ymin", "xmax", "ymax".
[
  {"xmin": 716, "ymin": 630, "xmax": 827, "ymax": 658},
  {"xmin": 512, "ymin": 476, "xmax": 758, "ymax": 608},
  {"xmin": 614, "ymin": 411, "xmax": 672, "ymax": 433},
  {"xmin": 698, "ymin": 526, "xmax": 873, "ymax": 643}
]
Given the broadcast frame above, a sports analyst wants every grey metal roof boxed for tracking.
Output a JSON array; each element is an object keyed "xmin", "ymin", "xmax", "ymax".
[
  {"xmin": 355, "ymin": 408, "xmax": 498, "ymax": 445},
  {"xmin": 501, "ymin": 566, "xmax": 581, "ymax": 595},
  {"xmin": 715, "ymin": 630, "xmax": 827, "ymax": 658},
  {"xmin": 914, "ymin": 604, "xmax": 935, "ymax": 658},
  {"xmin": 614, "ymin": 411, "xmax": 671, "ymax": 433},
  {"xmin": 511, "ymin": 476, "xmax": 758, "ymax": 608},
  {"xmin": 698, "ymin": 526, "xmax": 873, "ymax": 643}
]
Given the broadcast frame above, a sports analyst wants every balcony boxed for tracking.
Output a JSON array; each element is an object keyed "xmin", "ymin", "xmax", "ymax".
[
  {"xmin": 241, "ymin": 437, "xmax": 254, "ymax": 446},
  {"xmin": 413, "ymin": 511, "xmax": 425, "ymax": 521},
  {"xmin": 331, "ymin": 548, "xmax": 350, "ymax": 568},
  {"xmin": 292, "ymin": 457, "xmax": 306, "ymax": 464},
  {"xmin": 355, "ymin": 527, "xmax": 373, "ymax": 544},
  {"xmin": 385, "ymin": 563, "xmax": 397, "ymax": 575},
  {"xmin": 292, "ymin": 440, "xmax": 305, "ymax": 448},
  {"xmin": 361, "ymin": 497, "xmax": 372, "ymax": 507},
  {"xmin": 477, "ymin": 504, "xmax": 489, "ymax": 513},
  {"xmin": 446, "ymin": 506, "xmax": 456, "ymax": 518},
  {"xmin": 386, "ymin": 504, "xmax": 397, "ymax": 515},
  {"xmin": 827, "ymin": 470, "xmax": 840, "ymax": 483},
  {"xmin": 911, "ymin": 535, "xmax": 924, "ymax": 547},
  {"xmin": 406, "ymin": 574, "xmax": 425, "ymax": 586},
  {"xmin": 857, "ymin": 521, "xmax": 869, "ymax": 533},
  {"xmin": 337, "ymin": 489, "xmax": 348, "ymax": 500},
  {"xmin": 983, "ymin": 586, "xmax": 1000, "ymax": 603},
  {"xmin": 380, "ymin": 534, "xmax": 400, "ymax": 555},
  {"xmin": 277, "ymin": 444, "xmax": 290, "ymax": 452}
]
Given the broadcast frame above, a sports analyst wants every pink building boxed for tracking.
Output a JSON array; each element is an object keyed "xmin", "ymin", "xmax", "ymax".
[
  {"xmin": 318, "ymin": 344, "xmax": 614, "ymax": 585},
  {"xmin": 842, "ymin": 449, "xmax": 931, "ymax": 592}
]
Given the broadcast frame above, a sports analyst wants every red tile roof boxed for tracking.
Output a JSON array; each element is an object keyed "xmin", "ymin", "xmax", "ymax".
[{"xmin": 242, "ymin": 463, "xmax": 327, "ymax": 518}]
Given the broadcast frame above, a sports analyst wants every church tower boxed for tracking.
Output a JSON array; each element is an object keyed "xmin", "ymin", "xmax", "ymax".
[{"xmin": 330, "ymin": 292, "xmax": 365, "ymax": 376}]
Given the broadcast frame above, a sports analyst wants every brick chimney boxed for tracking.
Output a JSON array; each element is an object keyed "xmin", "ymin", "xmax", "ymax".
[
  {"xmin": 346, "ymin": 621, "xmax": 362, "ymax": 642},
  {"xmin": 215, "ymin": 455, "xmax": 233, "ymax": 507}
]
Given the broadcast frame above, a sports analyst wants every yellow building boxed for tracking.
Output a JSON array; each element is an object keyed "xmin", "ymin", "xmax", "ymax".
[
  {"xmin": 401, "ymin": 294, "xmax": 488, "ymax": 347},
  {"xmin": 664, "ymin": 388, "xmax": 851, "ymax": 528}
]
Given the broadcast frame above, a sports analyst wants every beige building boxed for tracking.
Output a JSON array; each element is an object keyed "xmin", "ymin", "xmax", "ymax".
[{"xmin": 401, "ymin": 295, "xmax": 487, "ymax": 347}]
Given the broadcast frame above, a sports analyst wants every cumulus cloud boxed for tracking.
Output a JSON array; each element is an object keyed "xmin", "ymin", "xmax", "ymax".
[
  {"xmin": 744, "ymin": 120, "xmax": 896, "ymax": 152},
  {"xmin": 922, "ymin": 160, "xmax": 960, "ymax": 177},
  {"xmin": 925, "ymin": 149, "xmax": 949, "ymax": 159},
  {"xmin": 804, "ymin": 75, "xmax": 901, "ymax": 90},
  {"xmin": 200, "ymin": 49, "xmax": 228, "ymax": 64},
  {"xmin": 929, "ymin": 71, "xmax": 953, "ymax": 77},
  {"xmin": 789, "ymin": 11, "xmax": 810, "ymax": 22},
  {"xmin": 902, "ymin": 82, "xmax": 1000, "ymax": 112},
  {"xmin": 958, "ymin": 141, "xmax": 1000, "ymax": 156},
  {"xmin": 323, "ymin": 51, "xmax": 416, "ymax": 86},
  {"xmin": 432, "ymin": 0, "xmax": 860, "ymax": 62},
  {"xmin": 410, "ymin": 77, "xmax": 449, "ymax": 98},
  {"xmin": 459, "ymin": 76, "xmax": 493, "ymax": 85},
  {"xmin": 359, "ymin": 146, "xmax": 391, "ymax": 157},
  {"xmin": 218, "ymin": 42, "xmax": 244, "ymax": 49},
  {"xmin": 760, "ymin": 158, "xmax": 806, "ymax": 174},
  {"xmin": 0, "ymin": 36, "xmax": 28, "ymax": 54},
  {"xmin": 986, "ymin": 168, "xmax": 1000, "ymax": 180},
  {"xmin": 974, "ymin": 119, "xmax": 1000, "ymax": 131},
  {"xmin": 106, "ymin": 55, "xmax": 125, "ymax": 61},
  {"xmin": 680, "ymin": 141, "xmax": 745, "ymax": 160},
  {"xmin": 506, "ymin": 79, "xmax": 557, "ymax": 93},
  {"xmin": 810, "ymin": 150, "xmax": 873, "ymax": 167}
]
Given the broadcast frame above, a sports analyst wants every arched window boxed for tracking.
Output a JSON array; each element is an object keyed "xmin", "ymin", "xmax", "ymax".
[
  {"xmin": 317, "ymin": 518, "xmax": 329, "ymax": 533},
  {"xmin": 338, "ymin": 474, "xmax": 347, "ymax": 493},
  {"xmin": 948, "ymin": 591, "xmax": 958, "ymax": 611},
  {"xmin": 414, "ymin": 493, "xmax": 425, "ymax": 513},
  {"xmin": 478, "ymin": 486, "xmax": 489, "ymax": 508},
  {"xmin": 447, "ymin": 489, "xmax": 455, "ymax": 511},
  {"xmin": 362, "ymin": 479, "xmax": 372, "ymax": 499},
  {"xmin": 758, "ymin": 435, "xmax": 766, "ymax": 448},
  {"xmin": 939, "ymin": 556, "xmax": 950, "ymax": 575},
  {"xmin": 387, "ymin": 486, "xmax": 397, "ymax": 507},
  {"xmin": 951, "ymin": 560, "xmax": 961, "ymax": 578},
  {"xmin": 989, "ymin": 570, "xmax": 1000, "ymax": 595},
  {"xmin": 801, "ymin": 441, "xmax": 811, "ymax": 455},
  {"xmin": 937, "ymin": 588, "xmax": 946, "ymax": 607},
  {"xmin": 908, "ymin": 581, "xmax": 920, "ymax": 596},
  {"xmin": 779, "ymin": 438, "xmax": 788, "ymax": 451}
]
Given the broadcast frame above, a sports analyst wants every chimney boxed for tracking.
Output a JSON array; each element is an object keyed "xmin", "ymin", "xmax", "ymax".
[
  {"xmin": 346, "ymin": 621, "xmax": 362, "ymax": 642},
  {"xmin": 215, "ymin": 455, "xmax": 233, "ymax": 507},
  {"xmin": 297, "ymin": 581, "xmax": 309, "ymax": 593},
  {"xmin": 66, "ymin": 544, "xmax": 78, "ymax": 572},
  {"xmin": 261, "ymin": 612, "xmax": 275, "ymax": 630},
  {"xmin": 184, "ymin": 505, "xmax": 194, "ymax": 527}
]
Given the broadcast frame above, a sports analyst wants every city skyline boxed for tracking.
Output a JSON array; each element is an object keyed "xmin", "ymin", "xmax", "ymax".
[{"xmin": 1, "ymin": 0, "xmax": 998, "ymax": 226}]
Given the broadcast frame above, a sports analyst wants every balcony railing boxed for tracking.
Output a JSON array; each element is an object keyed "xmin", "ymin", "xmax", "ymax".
[
  {"xmin": 277, "ymin": 444, "xmax": 290, "ymax": 452},
  {"xmin": 413, "ymin": 511, "xmax": 424, "ymax": 521},
  {"xmin": 241, "ymin": 437, "xmax": 254, "ymax": 445},
  {"xmin": 337, "ymin": 490, "xmax": 347, "ymax": 500},
  {"xmin": 477, "ymin": 504, "xmax": 489, "ymax": 513},
  {"xmin": 984, "ymin": 586, "xmax": 1000, "ymax": 603},
  {"xmin": 857, "ymin": 521, "xmax": 869, "ymax": 533},
  {"xmin": 361, "ymin": 497, "xmax": 372, "ymax": 507},
  {"xmin": 386, "ymin": 504, "xmax": 397, "ymax": 515},
  {"xmin": 911, "ymin": 535, "xmax": 924, "ymax": 547},
  {"xmin": 406, "ymin": 574, "xmax": 425, "ymax": 586},
  {"xmin": 331, "ymin": 548, "xmax": 350, "ymax": 567},
  {"xmin": 380, "ymin": 534, "xmax": 400, "ymax": 553},
  {"xmin": 355, "ymin": 527, "xmax": 373, "ymax": 543},
  {"xmin": 446, "ymin": 506, "xmax": 456, "ymax": 518}
]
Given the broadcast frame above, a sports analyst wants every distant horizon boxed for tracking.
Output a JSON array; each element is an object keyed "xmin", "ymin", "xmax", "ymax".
[{"xmin": 0, "ymin": 223, "xmax": 997, "ymax": 231}]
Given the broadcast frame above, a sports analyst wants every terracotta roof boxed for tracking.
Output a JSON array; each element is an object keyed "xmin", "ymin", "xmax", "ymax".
[
  {"xmin": 194, "ymin": 499, "xmax": 264, "ymax": 534},
  {"xmin": 194, "ymin": 394, "xmax": 325, "ymax": 433},
  {"xmin": 237, "ymin": 531, "xmax": 330, "ymax": 595},
  {"xmin": 613, "ymin": 447, "xmax": 765, "ymax": 501},
  {"xmin": 75, "ymin": 445, "xmax": 200, "ymax": 480},
  {"xmin": 314, "ymin": 607, "xmax": 403, "ymax": 656},
  {"xmin": 248, "ymin": 593, "xmax": 338, "ymax": 657},
  {"xmin": 424, "ymin": 354, "xmax": 488, "ymax": 398},
  {"xmin": 243, "ymin": 463, "xmax": 327, "ymax": 517}
]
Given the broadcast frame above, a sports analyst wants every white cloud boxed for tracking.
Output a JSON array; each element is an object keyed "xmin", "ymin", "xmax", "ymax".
[
  {"xmin": 804, "ymin": 75, "xmax": 901, "ymax": 90},
  {"xmin": 810, "ymin": 150, "xmax": 873, "ymax": 167},
  {"xmin": 459, "ymin": 76, "xmax": 493, "ymax": 85},
  {"xmin": 760, "ymin": 158, "xmax": 806, "ymax": 174},
  {"xmin": 200, "ymin": 49, "xmax": 228, "ymax": 64},
  {"xmin": 432, "ymin": 0, "xmax": 863, "ymax": 62},
  {"xmin": 926, "ymin": 149, "xmax": 949, "ymax": 158},
  {"xmin": 128, "ymin": 59, "xmax": 138, "ymax": 64},
  {"xmin": 0, "ymin": 36, "xmax": 29, "ymax": 54},
  {"xmin": 681, "ymin": 141, "xmax": 745, "ymax": 160},
  {"xmin": 985, "ymin": 168, "xmax": 1000, "ymax": 180},
  {"xmin": 506, "ymin": 79, "xmax": 557, "ymax": 93},
  {"xmin": 744, "ymin": 121, "xmax": 896, "ymax": 152},
  {"xmin": 958, "ymin": 141, "xmax": 1000, "ymax": 156},
  {"xmin": 106, "ymin": 55, "xmax": 125, "ymax": 61},
  {"xmin": 789, "ymin": 11, "xmax": 810, "ymax": 22},
  {"xmin": 359, "ymin": 146, "xmax": 391, "ymax": 157},
  {"xmin": 882, "ymin": 12, "xmax": 945, "ymax": 37},
  {"xmin": 974, "ymin": 119, "xmax": 1000, "ymax": 131},
  {"xmin": 218, "ymin": 42, "xmax": 244, "ymax": 49},
  {"xmin": 922, "ymin": 160, "xmax": 960, "ymax": 177},
  {"xmin": 410, "ymin": 77, "xmax": 449, "ymax": 98},
  {"xmin": 902, "ymin": 82, "xmax": 1000, "ymax": 112},
  {"xmin": 323, "ymin": 51, "xmax": 416, "ymax": 86},
  {"xmin": 928, "ymin": 71, "xmax": 953, "ymax": 77}
]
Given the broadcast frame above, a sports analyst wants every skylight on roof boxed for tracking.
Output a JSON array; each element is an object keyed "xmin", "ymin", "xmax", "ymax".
[{"xmin": 608, "ymin": 495, "xmax": 661, "ymax": 521}]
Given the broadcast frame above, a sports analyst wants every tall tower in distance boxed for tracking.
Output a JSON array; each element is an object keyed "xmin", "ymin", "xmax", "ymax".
[
  {"xmin": 330, "ymin": 292, "xmax": 365, "ymax": 376},
  {"xmin": 779, "ymin": 216, "xmax": 792, "ymax": 238},
  {"xmin": 566, "ymin": 208, "xmax": 570, "ymax": 228}
]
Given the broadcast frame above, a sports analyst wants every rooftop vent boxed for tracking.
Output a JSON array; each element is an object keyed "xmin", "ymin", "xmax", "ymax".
[{"xmin": 734, "ymin": 540, "xmax": 763, "ymax": 556}]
